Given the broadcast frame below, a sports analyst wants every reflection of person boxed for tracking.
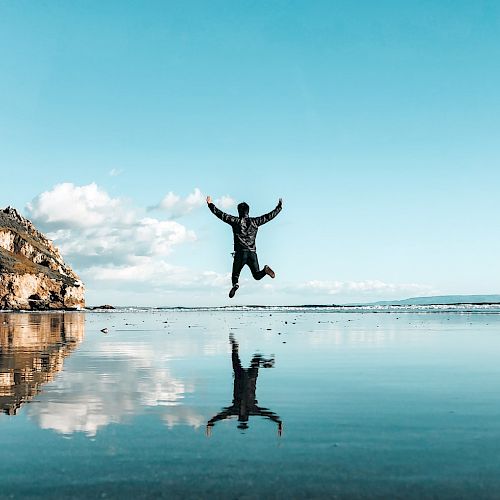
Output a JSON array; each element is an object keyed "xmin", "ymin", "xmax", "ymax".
[
  {"xmin": 206, "ymin": 336, "xmax": 283, "ymax": 436},
  {"xmin": 206, "ymin": 196, "xmax": 282, "ymax": 298}
]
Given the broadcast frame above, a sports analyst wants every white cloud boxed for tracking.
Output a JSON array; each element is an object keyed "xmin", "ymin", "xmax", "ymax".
[
  {"xmin": 215, "ymin": 195, "xmax": 235, "ymax": 209},
  {"xmin": 150, "ymin": 188, "xmax": 236, "ymax": 219},
  {"xmin": 25, "ymin": 183, "xmax": 205, "ymax": 291},
  {"xmin": 26, "ymin": 182, "xmax": 126, "ymax": 229},
  {"xmin": 109, "ymin": 168, "xmax": 123, "ymax": 177},
  {"xmin": 87, "ymin": 258, "xmax": 230, "ymax": 292},
  {"xmin": 154, "ymin": 187, "xmax": 205, "ymax": 217},
  {"xmin": 159, "ymin": 192, "xmax": 181, "ymax": 210}
]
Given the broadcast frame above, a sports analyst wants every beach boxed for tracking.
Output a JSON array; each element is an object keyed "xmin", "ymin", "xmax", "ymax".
[{"xmin": 1, "ymin": 308, "xmax": 500, "ymax": 498}]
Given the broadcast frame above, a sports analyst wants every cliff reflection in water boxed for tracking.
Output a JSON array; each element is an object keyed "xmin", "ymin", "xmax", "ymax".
[
  {"xmin": 0, "ymin": 313, "xmax": 84, "ymax": 415},
  {"xmin": 207, "ymin": 334, "xmax": 282, "ymax": 436}
]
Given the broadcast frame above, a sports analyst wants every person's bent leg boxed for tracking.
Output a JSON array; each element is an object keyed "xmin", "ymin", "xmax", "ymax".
[{"xmin": 248, "ymin": 252, "xmax": 267, "ymax": 280}]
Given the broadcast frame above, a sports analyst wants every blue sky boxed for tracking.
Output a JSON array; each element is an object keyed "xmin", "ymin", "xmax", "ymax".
[{"xmin": 1, "ymin": 1, "xmax": 499, "ymax": 305}]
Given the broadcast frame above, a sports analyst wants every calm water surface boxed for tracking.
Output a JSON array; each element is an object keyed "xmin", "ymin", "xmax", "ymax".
[{"xmin": 2, "ymin": 310, "xmax": 500, "ymax": 498}]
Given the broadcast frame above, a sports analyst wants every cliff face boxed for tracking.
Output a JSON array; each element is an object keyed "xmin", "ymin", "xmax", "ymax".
[{"xmin": 0, "ymin": 207, "xmax": 85, "ymax": 310}]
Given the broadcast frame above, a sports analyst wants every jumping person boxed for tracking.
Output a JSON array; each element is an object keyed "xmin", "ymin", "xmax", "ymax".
[{"xmin": 206, "ymin": 196, "xmax": 282, "ymax": 298}]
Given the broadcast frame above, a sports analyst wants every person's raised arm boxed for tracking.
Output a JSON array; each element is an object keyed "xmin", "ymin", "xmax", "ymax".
[
  {"xmin": 252, "ymin": 198, "xmax": 283, "ymax": 226},
  {"xmin": 205, "ymin": 406, "xmax": 235, "ymax": 436},
  {"xmin": 253, "ymin": 406, "xmax": 283, "ymax": 436},
  {"xmin": 206, "ymin": 195, "xmax": 238, "ymax": 225}
]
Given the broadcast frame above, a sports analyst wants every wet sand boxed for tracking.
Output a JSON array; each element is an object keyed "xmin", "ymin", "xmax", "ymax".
[{"xmin": 1, "ymin": 310, "xmax": 500, "ymax": 498}]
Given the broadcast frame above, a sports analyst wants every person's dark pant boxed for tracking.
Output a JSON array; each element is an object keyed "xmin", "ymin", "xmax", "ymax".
[{"xmin": 232, "ymin": 250, "xmax": 266, "ymax": 285}]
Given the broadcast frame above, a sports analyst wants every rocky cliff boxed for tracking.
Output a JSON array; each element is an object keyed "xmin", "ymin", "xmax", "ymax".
[{"xmin": 0, "ymin": 207, "xmax": 84, "ymax": 310}]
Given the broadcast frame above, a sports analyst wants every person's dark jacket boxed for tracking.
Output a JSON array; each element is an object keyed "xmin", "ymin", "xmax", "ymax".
[{"xmin": 208, "ymin": 201, "xmax": 282, "ymax": 252}]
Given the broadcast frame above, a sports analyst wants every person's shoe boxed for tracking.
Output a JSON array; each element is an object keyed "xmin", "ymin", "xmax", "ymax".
[
  {"xmin": 229, "ymin": 283, "xmax": 239, "ymax": 298},
  {"xmin": 264, "ymin": 265, "xmax": 275, "ymax": 278}
]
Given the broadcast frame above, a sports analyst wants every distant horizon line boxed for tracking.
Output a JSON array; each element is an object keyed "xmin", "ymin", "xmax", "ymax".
[{"xmin": 86, "ymin": 294, "xmax": 500, "ymax": 309}]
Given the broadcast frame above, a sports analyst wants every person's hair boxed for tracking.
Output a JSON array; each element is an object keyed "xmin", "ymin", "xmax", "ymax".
[{"xmin": 237, "ymin": 202, "xmax": 250, "ymax": 217}]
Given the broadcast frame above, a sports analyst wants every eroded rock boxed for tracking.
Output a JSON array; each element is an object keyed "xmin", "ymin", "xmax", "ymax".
[{"xmin": 0, "ymin": 207, "xmax": 84, "ymax": 310}]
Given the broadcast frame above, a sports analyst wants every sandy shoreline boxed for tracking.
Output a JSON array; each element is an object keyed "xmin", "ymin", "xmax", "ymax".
[{"xmin": 2, "ymin": 310, "xmax": 500, "ymax": 498}]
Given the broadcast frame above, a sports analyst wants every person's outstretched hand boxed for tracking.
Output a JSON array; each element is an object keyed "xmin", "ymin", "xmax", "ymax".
[{"xmin": 206, "ymin": 196, "xmax": 212, "ymax": 204}]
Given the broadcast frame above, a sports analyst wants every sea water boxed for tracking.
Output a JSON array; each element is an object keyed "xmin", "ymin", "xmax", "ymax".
[{"xmin": 1, "ymin": 308, "xmax": 500, "ymax": 498}]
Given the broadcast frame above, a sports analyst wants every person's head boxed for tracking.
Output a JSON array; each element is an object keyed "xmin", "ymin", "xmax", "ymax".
[{"xmin": 237, "ymin": 202, "xmax": 250, "ymax": 217}]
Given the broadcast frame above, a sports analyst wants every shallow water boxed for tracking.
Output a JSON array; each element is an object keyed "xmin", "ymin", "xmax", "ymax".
[{"xmin": 2, "ymin": 310, "xmax": 500, "ymax": 498}]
